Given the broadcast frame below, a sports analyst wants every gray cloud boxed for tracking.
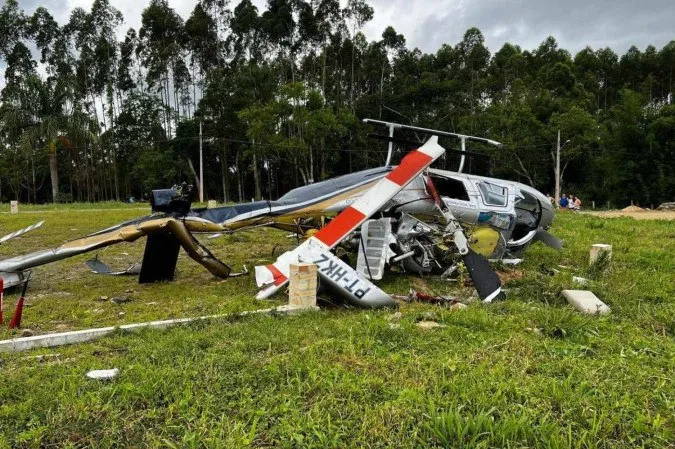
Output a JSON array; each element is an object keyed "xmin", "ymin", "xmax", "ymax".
[{"xmin": 364, "ymin": 0, "xmax": 674, "ymax": 55}]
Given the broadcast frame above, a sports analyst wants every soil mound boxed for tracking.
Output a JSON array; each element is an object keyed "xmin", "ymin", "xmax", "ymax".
[{"xmin": 621, "ymin": 205, "xmax": 645, "ymax": 212}]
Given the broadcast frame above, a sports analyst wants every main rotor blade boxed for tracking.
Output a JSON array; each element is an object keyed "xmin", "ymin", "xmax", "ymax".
[{"xmin": 463, "ymin": 248, "xmax": 504, "ymax": 302}]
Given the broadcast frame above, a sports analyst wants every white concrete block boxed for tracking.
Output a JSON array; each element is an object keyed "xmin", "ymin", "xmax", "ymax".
[
  {"xmin": 589, "ymin": 244, "xmax": 612, "ymax": 266},
  {"xmin": 562, "ymin": 290, "xmax": 610, "ymax": 315},
  {"xmin": 289, "ymin": 263, "xmax": 317, "ymax": 308}
]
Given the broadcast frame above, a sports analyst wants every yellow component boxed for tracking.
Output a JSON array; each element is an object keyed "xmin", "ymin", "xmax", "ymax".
[
  {"xmin": 305, "ymin": 228, "xmax": 319, "ymax": 239},
  {"xmin": 467, "ymin": 226, "xmax": 500, "ymax": 257}
]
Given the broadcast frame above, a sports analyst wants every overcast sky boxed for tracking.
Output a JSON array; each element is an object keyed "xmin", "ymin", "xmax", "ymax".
[{"xmin": 2, "ymin": 0, "xmax": 674, "ymax": 89}]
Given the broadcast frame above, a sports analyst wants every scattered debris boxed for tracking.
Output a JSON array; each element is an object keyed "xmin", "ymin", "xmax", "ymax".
[
  {"xmin": 538, "ymin": 265, "xmax": 559, "ymax": 276},
  {"xmin": 118, "ymin": 312, "xmax": 126, "ymax": 317},
  {"xmin": 572, "ymin": 276, "xmax": 589, "ymax": 286},
  {"xmin": 92, "ymin": 308, "xmax": 104, "ymax": 314},
  {"xmin": 407, "ymin": 289, "xmax": 457, "ymax": 305},
  {"xmin": 420, "ymin": 312, "xmax": 439, "ymax": 321},
  {"xmin": 490, "ymin": 258, "xmax": 523, "ymax": 266},
  {"xmin": 111, "ymin": 296, "xmax": 131, "ymax": 305},
  {"xmin": 416, "ymin": 321, "xmax": 446, "ymax": 330},
  {"xmin": 387, "ymin": 311, "xmax": 403, "ymax": 322},
  {"xmin": 22, "ymin": 353, "xmax": 60, "ymax": 362},
  {"xmin": 86, "ymin": 257, "xmax": 141, "ymax": 276},
  {"xmin": 656, "ymin": 202, "xmax": 675, "ymax": 211},
  {"xmin": 86, "ymin": 368, "xmax": 119, "ymax": 380},
  {"xmin": 562, "ymin": 290, "xmax": 611, "ymax": 315},
  {"xmin": 450, "ymin": 302, "xmax": 468, "ymax": 311},
  {"xmin": 388, "ymin": 323, "xmax": 401, "ymax": 329},
  {"xmin": 549, "ymin": 327, "xmax": 568, "ymax": 339},
  {"xmin": 524, "ymin": 327, "xmax": 542, "ymax": 335},
  {"xmin": 440, "ymin": 264, "xmax": 458, "ymax": 279},
  {"xmin": 145, "ymin": 302, "xmax": 158, "ymax": 306},
  {"xmin": 96, "ymin": 296, "xmax": 109, "ymax": 302},
  {"xmin": 20, "ymin": 329, "xmax": 34, "ymax": 337}
]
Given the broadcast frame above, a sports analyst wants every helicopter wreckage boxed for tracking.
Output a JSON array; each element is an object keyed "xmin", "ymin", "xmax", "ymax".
[{"xmin": 0, "ymin": 120, "xmax": 562, "ymax": 308}]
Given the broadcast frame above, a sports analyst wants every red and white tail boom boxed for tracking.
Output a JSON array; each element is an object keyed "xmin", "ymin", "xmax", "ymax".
[{"xmin": 255, "ymin": 137, "xmax": 446, "ymax": 305}]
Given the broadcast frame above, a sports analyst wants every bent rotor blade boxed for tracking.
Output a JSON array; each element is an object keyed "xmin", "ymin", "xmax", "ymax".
[
  {"xmin": 255, "ymin": 136, "xmax": 446, "ymax": 303},
  {"xmin": 0, "ymin": 221, "xmax": 44, "ymax": 245},
  {"xmin": 462, "ymin": 248, "xmax": 503, "ymax": 302}
]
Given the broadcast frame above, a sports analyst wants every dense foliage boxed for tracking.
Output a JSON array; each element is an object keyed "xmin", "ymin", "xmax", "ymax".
[{"xmin": 0, "ymin": 0, "xmax": 673, "ymax": 207}]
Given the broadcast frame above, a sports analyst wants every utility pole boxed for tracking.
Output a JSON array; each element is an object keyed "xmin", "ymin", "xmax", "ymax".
[
  {"xmin": 199, "ymin": 120, "xmax": 204, "ymax": 203},
  {"xmin": 554, "ymin": 130, "xmax": 571, "ymax": 206},
  {"xmin": 555, "ymin": 129, "xmax": 561, "ymax": 205}
]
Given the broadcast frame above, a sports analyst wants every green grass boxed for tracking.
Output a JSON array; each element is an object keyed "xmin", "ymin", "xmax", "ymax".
[{"xmin": 0, "ymin": 207, "xmax": 673, "ymax": 448}]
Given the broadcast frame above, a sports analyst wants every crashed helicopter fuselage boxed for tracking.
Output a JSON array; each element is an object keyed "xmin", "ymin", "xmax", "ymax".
[{"xmin": 0, "ymin": 121, "xmax": 561, "ymax": 307}]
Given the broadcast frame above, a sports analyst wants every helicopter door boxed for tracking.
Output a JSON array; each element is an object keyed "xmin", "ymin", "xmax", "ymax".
[{"xmin": 476, "ymin": 181, "xmax": 511, "ymax": 209}]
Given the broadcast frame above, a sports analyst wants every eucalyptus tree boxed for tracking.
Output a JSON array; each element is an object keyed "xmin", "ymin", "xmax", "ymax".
[
  {"xmin": 343, "ymin": 0, "xmax": 373, "ymax": 110},
  {"xmin": 138, "ymin": 0, "xmax": 187, "ymax": 136},
  {"xmin": 0, "ymin": 0, "xmax": 27, "ymax": 60},
  {"xmin": 229, "ymin": 0, "xmax": 263, "ymax": 63}
]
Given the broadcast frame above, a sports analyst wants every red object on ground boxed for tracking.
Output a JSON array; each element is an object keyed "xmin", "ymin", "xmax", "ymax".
[
  {"xmin": 8, "ymin": 297, "xmax": 24, "ymax": 329},
  {"xmin": 0, "ymin": 277, "xmax": 4, "ymax": 325},
  {"xmin": 8, "ymin": 280, "xmax": 29, "ymax": 329}
]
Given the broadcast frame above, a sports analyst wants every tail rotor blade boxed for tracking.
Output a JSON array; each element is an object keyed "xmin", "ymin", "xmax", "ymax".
[{"xmin": 462, "ymin": 248, "xmax": 503, "ymax": 302}]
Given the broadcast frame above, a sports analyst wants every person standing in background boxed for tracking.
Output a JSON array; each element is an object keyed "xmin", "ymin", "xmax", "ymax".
[{"xmin": 559, "ymin": 194, "xmax": 569, "ymax": 209}]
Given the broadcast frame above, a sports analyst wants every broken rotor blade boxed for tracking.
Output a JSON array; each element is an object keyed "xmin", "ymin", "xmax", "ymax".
[
  {"xmin": 0, "ymin": 221, "xmax": 44, "ymax": 245},
  {"xmin": 462, "ymin": 248, "xmax": 504, "ymax": 302},
  {"xmin": 255, "ymin": 136, "xmax": 446, "ymax": 303},
  {"xmin": 534, "ymin": 228, "xmax": 564, "ymax": 250},
  {"xmin": 425, "ymin": 171, "xmax": 503, "ymax": 302}
]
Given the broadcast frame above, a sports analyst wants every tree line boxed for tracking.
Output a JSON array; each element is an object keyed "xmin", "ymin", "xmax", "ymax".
[{"xmin": 0, "ymin": 0, "xmax": 673, "ymax": 207}]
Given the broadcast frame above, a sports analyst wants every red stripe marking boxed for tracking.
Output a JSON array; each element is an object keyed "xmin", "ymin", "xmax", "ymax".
[
  {"xmin": 386, "ymin": 150, "xmax": 433, "ymax": 186},
  {"xmin": 266, "ymin": 264, "xmax": 288, "ymax": 286},
  {"xmin": 315, "ymin": 206, "xmax": 366, "ymax": 248}
]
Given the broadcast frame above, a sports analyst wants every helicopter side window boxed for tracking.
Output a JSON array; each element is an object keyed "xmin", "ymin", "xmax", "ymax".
[
  {"xmin": 478, "ymin": 181, "xmax": 508, "ymax": 206},
  {"xmin": 430, "ymin": 175, "xmax": 470, "ymax": 201}
]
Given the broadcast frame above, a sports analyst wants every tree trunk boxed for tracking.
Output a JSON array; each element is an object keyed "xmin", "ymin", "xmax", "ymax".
[
  {"xmin": 235, "ymin": 150, "xmax": 243, "ymax": 202},
  {"xmin": 187, "ymin": 158, "xmax": 201, "ymax": 189},
  {"xmin": 267, "ymin": 159, "xmax": 272, "ymax": 199},
  {"xmin": 49, "ymin": 148, "xmax": 59, "ymax": 202},
  {"xmin": 221, "ymin": 144, "xmax": 229, "ymax": 203},
  {"xmin": 252, "ymin": 153, "xmax": 261, "ymax": 201}
]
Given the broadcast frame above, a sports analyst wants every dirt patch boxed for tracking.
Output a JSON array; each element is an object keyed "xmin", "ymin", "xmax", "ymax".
[
  {"xmin": 497, "ymin": 269, "xmax": 526, "ymax": 283},
  {"xmin": 584, "ymin": 210, "xmax": 675, "ymax": 220},
  {"xmin": 621, "ymin": 205, "xmax": 646, "ymax": 212}
]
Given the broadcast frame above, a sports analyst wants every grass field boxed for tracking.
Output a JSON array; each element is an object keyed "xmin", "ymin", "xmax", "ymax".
[{"xmin": 0, "ymin": 204, "xmax": 673, "ymax": 448}]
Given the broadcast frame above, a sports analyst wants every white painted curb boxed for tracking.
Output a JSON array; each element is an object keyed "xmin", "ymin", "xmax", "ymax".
[{"xmin": 0, "ymin": 304, "xmax": 319, "ymax": 353}]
